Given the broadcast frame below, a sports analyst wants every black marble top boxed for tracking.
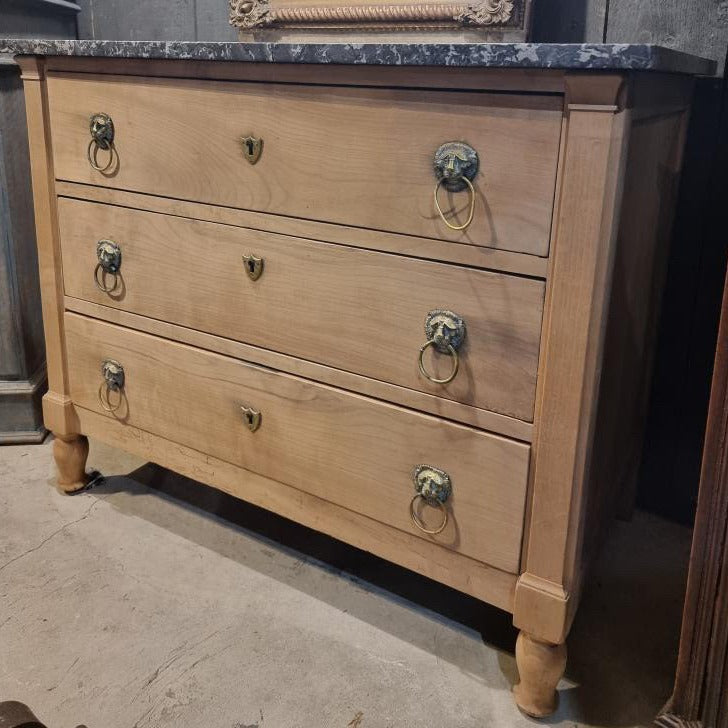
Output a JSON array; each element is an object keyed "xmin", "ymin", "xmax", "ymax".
[{"xmin": 0, "ymin": 39, "xmax": 716, "ymax": 75}]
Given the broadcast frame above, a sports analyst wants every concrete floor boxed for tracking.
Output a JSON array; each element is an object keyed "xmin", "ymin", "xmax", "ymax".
[{"xmin": 0, "ymin": 438, "xmax": 691, "ymax": 728}]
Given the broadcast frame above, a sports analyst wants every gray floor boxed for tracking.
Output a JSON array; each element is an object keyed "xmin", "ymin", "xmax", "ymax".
[{"xmin": 1, "ymin": 438, "xmax": 691, "ymax": 728}]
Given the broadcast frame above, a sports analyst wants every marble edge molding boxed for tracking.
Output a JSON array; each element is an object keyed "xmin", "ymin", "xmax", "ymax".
[{"xmin": 0, "ymin": 39, "xmax": 717, "ymax": 75}]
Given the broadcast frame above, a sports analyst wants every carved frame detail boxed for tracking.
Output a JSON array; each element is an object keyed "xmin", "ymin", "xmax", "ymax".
[{"xmin": 230, "ymin": 0, "xmax": 515, "ymax": 30}]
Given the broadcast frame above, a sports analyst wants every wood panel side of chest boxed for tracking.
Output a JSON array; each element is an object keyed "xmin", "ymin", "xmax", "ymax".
[{"xmin": 515, "ymin": 72, "xmax": 694, "ymax": 647}]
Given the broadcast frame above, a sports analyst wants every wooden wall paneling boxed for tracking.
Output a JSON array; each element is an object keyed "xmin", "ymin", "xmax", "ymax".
[
  {"xmin": 195, "ymin": 0, "xmax": 238, "ymax": 41},
  {"xmin": 75, "ymin": 0, "xmax": 264, "ymax": 41},
  {"xmin": 75, "ymin": 0, "xmax": 196, "ymax": 41},
  {"xmin": 73, "ymin": 0, "xmax": 251, "ymax": 41},
  {"xmin": 656, "ymin": 65, "xmax": 728, "ymax": 728},
  {"xmin": 531, "ymin": 0, "xmax": 606, "ymax": 44},
  {"xmin": 606, "ymin": 0, "xmax": 728, "ymax": 76},
  {"xmin": 657, "ymin": 269, "xmax": 728, "ymax": 728}
]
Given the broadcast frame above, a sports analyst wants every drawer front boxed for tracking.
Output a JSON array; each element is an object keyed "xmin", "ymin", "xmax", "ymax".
[
  {"xmin": 48, "ymin": 74, "xmax": 562, "ymax": 257},
  {"xmin": 59, "ymin": 198, "xmax": 545, "ymax": 422},
  {"xmin": 65, "ymin": 313, "xmax": 530, "ymax": 573}
]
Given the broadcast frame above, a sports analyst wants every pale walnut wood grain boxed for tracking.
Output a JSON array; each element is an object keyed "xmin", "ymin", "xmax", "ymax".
[
  {"xmin": 590, "ymin": 109, "xmax": 689, "ymax": 526},
  {"xmin": 64, "ymin": 312, "xmax": 531, "ymax": 573},
  {"xmin": 58, "ymin": 197, "xmax": 545, "ymax": 422},
  {"xmin": 44, "ymin": 57, "xmax": 568, "ymax": 95},
  {"xmin": 52, "ymin": 433, "xmax": 89, "ymax": 493},
  {"xmin": 46, "ymin": 73, "xmax": 563, "ymax": 256},
  {"xmin": 514, "ymin": 100, "xmax": 632, "ymax": 646},
  {"xmin": 513, "ymin": 632, "xmax": 567, "ymax": 717},
  {"xmin": 15, "ymin": 55, "xmax": 698, "ymax": 719},
  {"xmin": 64, "ymin": 296, "xmax": 535, "ymax": 441}
]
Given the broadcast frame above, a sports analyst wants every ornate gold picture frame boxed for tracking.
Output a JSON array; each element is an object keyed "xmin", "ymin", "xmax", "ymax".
[{"xmin": 229, "ymin": 0, "xmax": 531, "ymax": 39}]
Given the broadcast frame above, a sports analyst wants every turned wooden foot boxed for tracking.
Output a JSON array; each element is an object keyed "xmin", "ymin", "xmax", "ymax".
[
  {"xmin": 53, "ymin": 434, "xmax": 89, "ymax": 494},
  {"xmin": 513, "ymin": 631, "xmax": 567, "ymax": 718}
]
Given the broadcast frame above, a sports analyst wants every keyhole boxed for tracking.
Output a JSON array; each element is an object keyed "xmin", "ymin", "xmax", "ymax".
[
  {"xmin": 247, "ymin": 259, "xmax": 255, "ymax": 274},
  {"xmin": 246, "ymin": 139, "xmax": 255, "ymax": 156},
  {"xmin": 245, "ymin": 412, "xmax": 253, "ymax": 425}
]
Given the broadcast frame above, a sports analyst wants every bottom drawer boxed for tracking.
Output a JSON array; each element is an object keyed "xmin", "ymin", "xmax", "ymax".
[{"xmin": 64, "ymin": 313, "xmax": 530, "ymax": 574}]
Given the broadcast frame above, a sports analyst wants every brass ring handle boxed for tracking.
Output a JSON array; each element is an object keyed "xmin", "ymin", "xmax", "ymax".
[
  {"xmin": 410, "ymin": 464, "xmax": 452, "ymax": 536},
  {"xmin": 98, "ymin": 382, "xmax": 123, "ymax": 413},
  {"xmin": 93, "ymin": 263, "xmax": 119, "ymax": 293},
  {"xmin": 410, "ymin": 494, "xmax": 449, "ymax": 535},
  {"xmin": 434, "ymin": 175, "xmax": 476, "ymax": 231},
  {"xmin": 94, "ymin": 240, "xmax": 121, "ymax": 293},
  {"xmin": 87, "ymin": 138, "xmax": 116, "ymax": 173},
  {"xmin": 418, "ymin": 339, "xmax": 459, "ymax": 384},
  {"xmin": 98, "ymin": 359, "xmax": 125, "ymax": 414},
  {"xmin": 88, "ymin": 113, "xmax": 116, "ymax": 173}
]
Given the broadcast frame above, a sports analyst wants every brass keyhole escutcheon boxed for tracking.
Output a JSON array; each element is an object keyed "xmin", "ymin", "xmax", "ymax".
[
  {"xmin": 241, "ymin": 405, "xmax": 262, "ymax": 432},
  {"xmin": 241, "ymin": 135, "xmax": 263, "ymax": 164},
  {"xmin": 242, "ymin": 254, "xmax": 264, "ymax": 281}
]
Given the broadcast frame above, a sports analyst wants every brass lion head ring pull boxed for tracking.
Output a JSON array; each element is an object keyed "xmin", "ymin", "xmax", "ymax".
[
  {"xmin": 98, "ymin": 359, "xmax": 125, "ymax": 413},
  {"xmin": 87, "ymin": 113, "xmax": 116, "ymax": 173},
  {"xmin": 418, "ymin": 309, "xmax": 466, "ymax": 385},
  {"xmin": 410, "ymin": 465, "xmax": 452, "ymax": 535},
  {"xmin": 94, "ymin": 239, "xmax": 122, "ymax": 293},
  {"xmin": 433, "ymin": 142, "xmax": 479, "ymax": 232}
]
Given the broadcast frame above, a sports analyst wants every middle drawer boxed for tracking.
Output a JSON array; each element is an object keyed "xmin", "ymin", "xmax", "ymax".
[{"xmin": 59, "ymin": 197, "xmax": 545, "ymax": 422}]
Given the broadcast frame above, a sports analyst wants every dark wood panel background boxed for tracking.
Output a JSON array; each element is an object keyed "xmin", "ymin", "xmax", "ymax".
[
  {"xmin": 638, "ymin": 73, "xmax": 728, "ymax": 524},
  {"xmin": 533, "ymin": 0, "xmax": 728, "ymax": 76},
  {"xmin": 656, "ymin": 208, "xmax": 728, "ymax": 728}
]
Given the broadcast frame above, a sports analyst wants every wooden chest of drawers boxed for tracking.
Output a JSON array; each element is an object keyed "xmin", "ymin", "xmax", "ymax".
[{"xmin": 10, "ymin": 41, "xmax": 712, "ymax": 718}]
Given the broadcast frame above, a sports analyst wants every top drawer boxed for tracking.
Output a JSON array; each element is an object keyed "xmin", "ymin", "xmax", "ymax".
[{"xmin": 47, "ymin": 74, "xmax": 563, "ymax": 257}]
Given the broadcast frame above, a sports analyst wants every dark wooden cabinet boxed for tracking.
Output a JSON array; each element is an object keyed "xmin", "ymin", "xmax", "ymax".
[{"xmin": 657, "ymin": 268, "xmax": 728, "ymax": 727}]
